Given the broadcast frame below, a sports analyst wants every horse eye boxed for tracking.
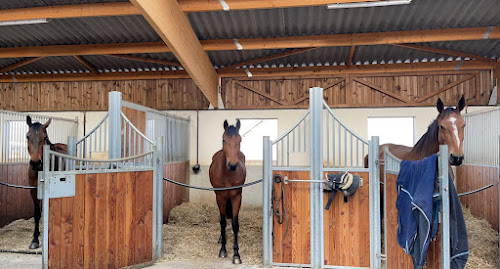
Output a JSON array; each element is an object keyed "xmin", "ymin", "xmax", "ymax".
[
  {"xmin": 223, "ymin": 139, "xmax": 226, "ymax": 144},
  {"xmin": 439, "ymin": 125, "xmax": 445, "ymax": 130}
]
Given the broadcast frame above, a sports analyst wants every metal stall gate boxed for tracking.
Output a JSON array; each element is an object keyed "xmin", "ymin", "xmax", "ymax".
[
  {"xmin": 263, "ymin": 87, "xmax": 381, "ymax": 269},
  {"xmin": 383, "ymin": 146, "xmax": 451, "ymax": 269},
  {"xmin": 40, "ymin": 92, "xmax": 166, "ymax": 269},
  {"xmin": 0, "ymin": 111, "xmax": 77, "ymax": 227}
]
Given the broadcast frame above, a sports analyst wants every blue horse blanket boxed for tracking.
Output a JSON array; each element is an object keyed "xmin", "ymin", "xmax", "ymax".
[
  {"xmin": 396, "ymin": 154, "xmax": 437, "ymax": 269},
  {"xmin": 396, "ymin": 154, "xmax": 469, "ymax": 269}
]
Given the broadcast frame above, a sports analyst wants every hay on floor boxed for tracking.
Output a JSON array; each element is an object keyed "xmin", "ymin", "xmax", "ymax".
[
  {"xmin": 161, "ymin": 202, "xmax": 262, "ymax": 265},
  {"xmin": 0, "ymin": 218, "xmax": 42, "ymax": 254},
  {"xmin": 463, "ymin": 206, "xmax": 499, "ymax": 269}
]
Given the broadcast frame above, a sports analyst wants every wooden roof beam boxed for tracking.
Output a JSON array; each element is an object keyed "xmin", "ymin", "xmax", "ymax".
[
  {"xmin": 0, "ymin": 60, "xmax": 493, "ymax": 83},
  {"xmin": 1, "ymin": 26, "xmax": 498, "ymax": 58},
  {"xmin": 106, "ymin": 54, "xmax": 182, "ymax": 67},
  {"xmin": 72, "ymin": 55, "xmax": 99, "ymax": 73},
  {"xmin": 0, "ymin": 1, "xmax": 380, "ymax": 22},
  {"xmin": 347, "ymin": 46, "xmax": 356, "ymax": 66},
  {"xmin": 131, "ymin": 0, "xmax": 219, "ymax": 107},
  {"xmin": 0, "ymin": 57, "xmax": 44, "ymax": 73},
  {"xmin": 393, "ymin": 44, "xmax": 496, "ymax": 63}
]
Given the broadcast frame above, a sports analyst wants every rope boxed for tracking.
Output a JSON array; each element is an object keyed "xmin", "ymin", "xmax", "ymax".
[
  {"xmin": 0, "ymin": 181, "xmax": 37, "ymax": 189},
  {"xmin": 458, "ymin": 183, "xmax": 495, "ymax": 197},
  {"xmin": 163, "ymin": 178, "xmax": 262, "ymax": 191},
  {"xmin": 272, "ymin": 174, "xmax": 289, "ymax": 262}
]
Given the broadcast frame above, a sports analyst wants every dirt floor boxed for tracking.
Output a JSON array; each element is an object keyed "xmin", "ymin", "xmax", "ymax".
[{"xmin": 0, "ymin": 202, "xmax": 497, "ymax": 268}]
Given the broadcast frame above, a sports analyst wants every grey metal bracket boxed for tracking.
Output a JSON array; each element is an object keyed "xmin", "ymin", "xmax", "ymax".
[{"xmin": 47, "ymin": 173, "xmax": 76, "ymax": 198}]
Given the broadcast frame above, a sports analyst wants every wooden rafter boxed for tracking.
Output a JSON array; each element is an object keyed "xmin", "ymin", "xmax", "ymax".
[
  {"xmin": 291, "ymin": 79, "xmax": 346, "ymax": 105},
  {"xmin": 0, "ymin": 57, "xmax": 44, "ymax": 73},
  {"xmin": 347, "ymin": 46, "xmax": 356, "ymax": 66},
  {"xmin": 72, "ymin": 55, "xmax": 99, "ymax": 73},
  {"xmin": 415, "ymin": 75, "xmax": 476, "ymax": 103},
  {"xmin": 234, "ymin": 81, "xmax": 285, "ymax": 105},
  {"xmin": 218, "ymin": 47, "xmax": 317, "ymax": 71},
  {"xmin": 0, "ymin": 60, "xmax": 494, "ymax": 83},
  {"xmin": 353, "ymin": 78, "xmax": 412, "ymax": 103},
  {"xmin": 131, "ymin": 0, "xmax": 219, "ymax": 107},
  {"xmin": 106, "ymin": 54, "xmax": 181, "ymax": 67},
  {"xmin": 0, "ymin": 1, "xmax": 379, "ymax": 22},
  {"xmin": 1, "ymin": 26, "xmax": 499, "ymax": 59},
  {"xmin": 393, "ymin": 44, "xmax": 496, "ymax": 63}
]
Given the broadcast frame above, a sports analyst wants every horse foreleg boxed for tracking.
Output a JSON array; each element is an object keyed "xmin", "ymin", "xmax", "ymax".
[
  {"xmin": 231, "ymin": 195, "xmax": 242, "ymax": 264},
  {"xmin": 216, "ymin": 195, "xmax": 227, "ymax": 258},
  {"xmin": 30, "ymin": 191, "xmax": 41, "ymax": 249}
]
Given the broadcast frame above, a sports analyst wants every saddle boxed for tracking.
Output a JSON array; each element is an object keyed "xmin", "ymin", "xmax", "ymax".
[{"xmin": 323, "ymin": 172, "xmax": 362, "ymax": 210}]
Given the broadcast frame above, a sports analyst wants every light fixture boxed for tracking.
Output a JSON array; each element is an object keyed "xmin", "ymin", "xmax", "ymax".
[
  {"xmin": 0, "ymin": 18, "xmax": 50, "ymax": 27},
  {"xmin": 327, "ymin": 0, "xmax": 411, "ymax": 9}
]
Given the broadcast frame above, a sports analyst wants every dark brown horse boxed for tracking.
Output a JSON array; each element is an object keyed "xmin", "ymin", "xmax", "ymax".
[
  {"xmin": 209, "ymin": 120, "xmax": 246, "ymax": 264},
  {"xmin": 26, "ymin": 116, "xmax": 67, "ymax": 249}
]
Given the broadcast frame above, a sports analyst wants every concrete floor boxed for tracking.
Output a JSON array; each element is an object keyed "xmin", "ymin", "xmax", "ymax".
[{"xmin": 0, "ymin": 253, "xmax": 280, "ymax": 269}]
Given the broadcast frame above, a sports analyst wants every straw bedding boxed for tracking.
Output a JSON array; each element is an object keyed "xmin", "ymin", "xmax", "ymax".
[{"xmin": 0, "ymin": 218, "xmax": 42, "ymax": 254}]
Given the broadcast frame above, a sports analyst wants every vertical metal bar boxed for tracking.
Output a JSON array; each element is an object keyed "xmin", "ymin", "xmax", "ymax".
[
  {"xmin": 338, "ymin": 121, "xmax": 341, "ymax": 167},
  {"xmin": 326, "ymin": 113, "xmax": 330, "ymax": 168},
  {"xmin": 309, "ymin": 87, "xmax": 323, "ymax": 269},
  {"xmin": 41, "ymin": 145, "xmax": 50, "ymax": 269},
  {"xmin": 153, "ymin": 137, "xmax": 164, "ymax": 260},
  {"xmin": 303, "ymin": 116, "xmax": 307, "ymax": 152},
  {"xmin": 281, "ymin": 140, "xmax": 284, "ymax": 166},
  {"xmin": 298, "ymin": 121, "xmax": 301, "ymax": 152},
  {"xmin": 356, "ymin": 138, "xmax": 359, "ymax": 167},
  {"xmin": 369, "ymin": 136, "xmax": 381, "ymax": 269},
  {"xmin": 332, "ymin": 118, "xmax": 335, "ymax": 167},
  {"xmin": 262, "ymin": 136, "xmax": 273, "ymax": 267},
  {"xmin": 89, "ymin": 135, "xmax": 93, "ymax": 159},
  {"xmin": 344, "ymin": 128, "xmax": 347, "ymax": 168},
  {"xmin": 50, "ymin": 154, "xmax": 55, "ymax": 171},
  {"xmin": 104, "ymin": 119, "xmax": 108, "ymax": 152},
  {"xmin": 292, "ymin": 129, "xmax": 295, "ymax": 152},
  {"xmin": 287, "ymin": 135, "xmax": 290, "ymax": 167},
  {"xmin": 350, "ymin": 134, "xmax": 353, "ymax": 167},
  {"xmin": 108, "ymin": 91, "xmax": 122, "ymax": 159},
  {"xmin": 439, "ymin": 145, "xmax": 450, "ymax": 269}
]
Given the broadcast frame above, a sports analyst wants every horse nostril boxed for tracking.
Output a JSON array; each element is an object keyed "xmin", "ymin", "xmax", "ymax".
[{"xmin": 228, "ymin": 163, "xmax": 238, "ymax": 171}]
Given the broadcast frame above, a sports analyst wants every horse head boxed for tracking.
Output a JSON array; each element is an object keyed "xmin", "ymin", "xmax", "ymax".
[
  {"xmin": 436, "ymin": 95, "xmax": 466, "ymax": 166},
  {"xmin": 222, "ymin": 119, "xmax": 241, "ymax": 171},
  {"xmin": 26, "ymin": 116, "xmax": 51, "ymax": 170}
]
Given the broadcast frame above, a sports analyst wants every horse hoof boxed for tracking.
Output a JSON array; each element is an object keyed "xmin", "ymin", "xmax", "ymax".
[
  {"xmin": 29, "ymin": 242, "xmax": 39, "ymax": 249},
  {"xmin": 219, "ymin": 249, "xmax": 227, "ymax": 258},
  {"xmin": 233, "ymin": 256, "xmax": 242, "ymax": 264}
]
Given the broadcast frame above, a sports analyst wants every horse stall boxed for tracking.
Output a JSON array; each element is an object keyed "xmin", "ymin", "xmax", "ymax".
[
  {"xmin": 262, "ymin": 87, "xmax": 382, "ymax": 268},
  {"xmin": 456, "ymin": 107, "xmax": 500, "ymax": 232},
  {"xmin": 38, "ymin": 91, "xmax": 189, "ymax": 269},
  {"xmin": 0, "ymin": 111, "xmax": 77, "ymax": 228}
]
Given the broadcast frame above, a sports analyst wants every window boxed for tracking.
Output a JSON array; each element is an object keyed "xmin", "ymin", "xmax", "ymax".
[
  {"xmin": 239, "ymin": 119, "xmax": 278, "ymax": 161},
  {"xmin": 367, "ymin": 117, "xmax": 415, "ymax": 147}
]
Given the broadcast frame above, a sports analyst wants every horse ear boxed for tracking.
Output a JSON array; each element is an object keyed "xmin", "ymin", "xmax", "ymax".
[
  {"xmin": 26, "ymin": 116, "xmax": 32, "ymax": 126},
  {"xmin": 223, "ymin": 120, "xmax": 229, "ymax": 130},
  {"xmin": 43, "ymin": 119, "xmax": 51, "ymax": 129},
  {"xmin": 457, "ymin": 95, "xmax": 466, "ymax": 112},
  {"xmin": 437, "ymin": 98, "xmax": 444, "ymax": 113},
  {"xmin": 236, "ymin": 119, "xmax": 241, "ymax": 130}
]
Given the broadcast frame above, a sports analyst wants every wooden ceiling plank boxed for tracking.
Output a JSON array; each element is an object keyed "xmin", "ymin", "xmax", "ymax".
[
  {"xmin": 0, "ymin": 57, "xmax": 44, "ymax": 73},
  {"xmin": 218, "ymin": 47, "xmax": 317, "ymax": 71},
  {"xmin": 106, "ymin": 54, "xmax": 182, "ymax": 67},
  {"xmin": 0, "ymin": 1, "xmax": 380, "ymax": 21},
  {"xmin": 72, "ymin": 55, "xmax": 99, "ymax": 73},
  {"xmin": 352, "ymin": 78, "xmax": 412, "ymax": 103},
  {"xmin": 415, "ymin": 75, "xmax": 476, "ymax": 103},
  {"xmin": 393, "ymin": 44, "xmax": 496, "ymax": 63},
  {"xmin": 1, "ymin": 26, "xmax": 499, "ymax": 58},
  {"xmin": 131, "ymin": 0, "xmax": 219, "ymax": 107},
  {"xmin": 291, "ymin": 78, "xmax": 346, "ymax": 105}
]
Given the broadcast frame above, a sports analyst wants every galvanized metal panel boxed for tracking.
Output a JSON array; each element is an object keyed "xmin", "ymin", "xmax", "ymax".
[
  {"xmin": 0, "ymin": 0, "xmax": 127, "ymax": 10},
  {"xmin": 47, "ymin": 173, "xmax": 76, "ymax": 198},
  {"xmin": 464, "ymin": 108, "xmax": 500, "ymax": 166}
]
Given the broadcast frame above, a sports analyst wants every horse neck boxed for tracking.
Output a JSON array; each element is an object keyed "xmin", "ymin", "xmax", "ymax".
[{"xmin": 409, "ymin": 121, "xmax": 440, "ymax": 159}]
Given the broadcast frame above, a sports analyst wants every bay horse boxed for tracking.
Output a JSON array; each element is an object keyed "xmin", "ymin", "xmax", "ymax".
[
  {"xmin": 26, "ymin": 116, "xmax": 67, "ymax": 249},
  {"xmin": 209, "ymin": 119, "xmax": 246, "ymax": 264}
]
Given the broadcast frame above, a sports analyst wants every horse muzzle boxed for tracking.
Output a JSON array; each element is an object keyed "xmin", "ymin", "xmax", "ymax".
[
  {"xmin": 227, "ymin": 162, "xmax": 239, "ymax": 171},
  {"xmin": 30, "ymin": 160, "xmax": 43, "ymax": 171},
  {"xmin": 449, "ymin": 154, "xmax": 464, "ymax": 166}
]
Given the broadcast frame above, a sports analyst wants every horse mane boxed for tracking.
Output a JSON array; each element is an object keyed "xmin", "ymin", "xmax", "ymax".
[
  {"xmin": 224, "ymin": 125, "xmax": 239, "ymax": 136},
  {"xmin": 412, "ymin": 107, "xmax": 457, "ymax": 152}
]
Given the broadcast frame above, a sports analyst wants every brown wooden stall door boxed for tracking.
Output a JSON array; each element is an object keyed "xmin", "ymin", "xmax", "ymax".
[{"xmin": 48, "ymin": 171, "xmax": 153, "ymax": 269}]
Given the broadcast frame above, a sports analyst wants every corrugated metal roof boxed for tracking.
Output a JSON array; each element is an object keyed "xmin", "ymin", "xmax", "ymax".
[
  {"xmin": 417, "ymin": 40, "xmax": 500, "ymax": 59},
  {"xmin": 190, "ymin": 0, "xmax": 500, "ymax": 40},
  {"xmin": 0, "ymin": 58, "xmax": 23, "ymax": 70},
  {"xmin": 260, "ymin": 47, "xmax": 351, "ymax": 67},
  {"xmin": 207, "ymin": 49, "xmax": 288, "ymax": 68},
  {"xmin": 8, "ymin": 56, "xmax": 87, "ymax": 74},
  {"xmin": 0, "ymin": 0, "xmax": 127, "ymax": 10},
  {"xmin": 82, "ymin": 55, "xmax": 181, "ymax": 72},
  {"xmin": 0, "ymin": 16, "xmax": 159, "ymax": 48}
]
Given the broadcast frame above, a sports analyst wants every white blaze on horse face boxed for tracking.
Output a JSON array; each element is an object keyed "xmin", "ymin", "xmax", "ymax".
[{"xmin": 448, "ymin": 116, "xmax": 460, "ymax": 149}]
